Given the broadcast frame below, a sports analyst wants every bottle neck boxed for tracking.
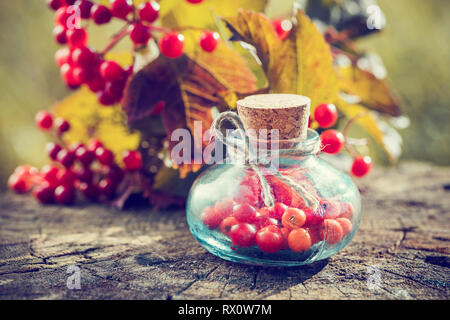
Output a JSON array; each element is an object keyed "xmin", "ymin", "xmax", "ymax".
[{"xmin": 225, "ymin": 129, "xmax": 320, "ymax": 166}]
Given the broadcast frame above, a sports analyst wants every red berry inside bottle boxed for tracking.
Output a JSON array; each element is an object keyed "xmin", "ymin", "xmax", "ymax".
[
  {"xmin": 281, "ymin": 207, "xmax": 306, "ymax": 229},
  {"xmin": 229, "ymin": 223, "xmax": 257, "ymax": 247},
  {"xmin": 159, "ymin": 32, "xmax": 184, "ymax": 58},
  {"xmin": 201, "ymin": 206, "xmax": 221, "ymax": 229},
  {"xmin": 314, "ymin": 103, "xmax": 338, "ymax": 128},
  {"xmin": 255, "ymin": 225, "xmax": 283, "ymax": 253},
  {"xmin": 232, "ymin": 203, "xmax": 257, "ymax": 223}
]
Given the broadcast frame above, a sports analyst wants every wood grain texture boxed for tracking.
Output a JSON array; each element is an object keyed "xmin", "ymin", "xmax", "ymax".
[{"xmin": 0, "ymin": 162, "xmax": 449, "ymax": 300}]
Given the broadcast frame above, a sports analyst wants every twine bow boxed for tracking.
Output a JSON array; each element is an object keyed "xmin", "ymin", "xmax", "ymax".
[{"xmin": 211, "ymin": 111, "xmax": 321, "ymax": 211}]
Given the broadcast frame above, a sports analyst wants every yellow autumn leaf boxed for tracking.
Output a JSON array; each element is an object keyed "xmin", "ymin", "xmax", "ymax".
[
  {"xmin": 337, "ymin": 64, "xmax": 402, "ymax": 116},
  {"xmin": 161, "ymin": 0, "xmax": 268, "ymax": 29},
  {"xmin": 224, "ymin": 9, "xmax": 339, "ymax": 111},
  {"xmin": 337, "ymin": 99, "xmax": 400, "ymax": 163},
  {"xmin": 52, "ymin": 86, "xmax": 140, "ymax": 165}
]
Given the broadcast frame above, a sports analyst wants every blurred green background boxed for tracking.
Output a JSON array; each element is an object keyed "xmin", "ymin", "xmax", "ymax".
[{"xmin": 0, "ymin": 0, "xmax": 449, "ymax": 189}]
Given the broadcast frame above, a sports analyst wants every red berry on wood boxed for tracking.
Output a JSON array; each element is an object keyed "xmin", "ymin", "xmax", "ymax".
[
  {"xmin": 75, "ymin": 147, "xmax": 94, "ymax": 166},
  {"xmin": 57, "ymin": 169, "xmax": 76, "ymax": 186},
  {"xmin": 78, "ymin": 182, "xmax": 99, "ymax": 200},
  {"xmin": 75, "ymin": 166, "xmax": 93, "ymax": 183},
  {"xmin": 95, "ymin": 147, "xmax": 114, "ymax": 166},
  {"xmin": 41, "ymin": 165, "xmax": 60, "ymax": 187},
  {"xmin": 106, "ymin": 165, "xmax": 124, "ymax": 183},
  {"xmin": 256, "ymin": 225, "xmax": 283, "ymax": 253},
  {"xmin": 55, "ymin": 117, "xmax": 71, "ymax": 134},
  {"xmin": 75, "ymin": 0, "xmax": 94, "ymax": 19},
  {"xmin": 46, "ymin": 142, "xmax": 63, "ymax": 160},
  {"xmin": 229, "ymin": 223, "xmax": 257, "ymax": 247},
  {"xmin": 199, "ymin": 31, "xmax": 219, "ymax": 52},
  {"xmin": 35, "ymin": 111, "xmax": 53, "ymax": 130},
  {"xmin": 99, "ymin": 60, "xmax": 125, "ymax": 82},
  {"xmin": 122, "ymin": 150, "xmax": 142, "ymax": 171},
  {"xmin": 90, "ymin": 4, "xmax": 112, "ymax": 24},
  {"xmin": 351, "ymin": 156, "xmax": 372, "ymax": 177},
  {"xmin": 8, "ymin": 174, "xmax": 29, "ymax": 194},
  {"xmin": 320, "ymin": 129, "xmax": 345, "ymax": 154},
  {"xmin": 130, "ymin": 23, "xmax": 151, "ymax": 45},
  {"xmin": 138, "ymin": 1, "xmax": 160, "ymax": 23},
  {"xmin": 66, "ymin": 28, "xmax": 88, "ymax": 47},
  {"xmin": 33, "ymin": 184, "xmax": 54, "ymax": 204},
  {"xmin": 159, "ymin": 32, "xmax": 184, "ymax": 58},
  {"xmin": 54, "ymin": 185, "xmax": 76, "ymax": 205},
  {"xmin": 53, "ymin": 25, "xmax": 68, "ymax": 45},
  {"xmin": 87, "ymin": 138, "xmax": 103, "ymax": 152},
  {"xmin": 314, "ymin": 103, "xmax": 338, "ymax": 128},
  {"xmin": 57, "ymin": 149, "xmax": 76, "ymax": 168},
  {"xmin": 55, "ymin": 47, "xmax": 71, "ymax": 66},
  {"xmin": 110, "ymin": 0, "xmax": 133, "ymax": 19},
  {"xmin": 98, "ymin": 178, "xmax": 116, "ymax": 198}
]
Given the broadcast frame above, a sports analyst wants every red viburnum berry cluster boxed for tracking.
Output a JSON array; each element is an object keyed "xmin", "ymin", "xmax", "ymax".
[
  {"xmin": 310, "ymin": 103, "xmax": 372, "ymax": 177},
  {"xmin": 47, "ymin": 0, "xmax": 219, "ymax": 106},
  {"xmin": 201, "ymin": 172, "xmax": 354, "ymax": 254},
  {"xmin": 8, "ymin": 109, "xmax": 142, "ymax": 205}
]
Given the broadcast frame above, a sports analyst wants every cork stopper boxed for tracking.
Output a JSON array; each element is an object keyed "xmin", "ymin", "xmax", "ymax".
[{"xmin": 236, "ymin": 94, "xmax": 311, "ymax": 141}]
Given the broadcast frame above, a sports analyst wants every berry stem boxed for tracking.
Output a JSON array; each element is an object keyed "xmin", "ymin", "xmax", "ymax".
[
  {"xmin": 342, "ymin": 111, "xmax": 370, "ymax": 157},
  {"xmin": 100, "ymin": 24, "xmax": 131, "ymax": 56}
]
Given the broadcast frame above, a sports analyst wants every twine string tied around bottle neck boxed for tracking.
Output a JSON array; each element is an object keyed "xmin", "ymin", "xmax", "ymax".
[{"xmin": 211, "ymin": 111, "xmax": 321, "ymax": 211}]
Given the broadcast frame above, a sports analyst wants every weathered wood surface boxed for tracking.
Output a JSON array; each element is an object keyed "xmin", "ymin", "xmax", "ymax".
[{"xmin": 0, "ymin": 162, "xmax": 449, "ymax": 300}]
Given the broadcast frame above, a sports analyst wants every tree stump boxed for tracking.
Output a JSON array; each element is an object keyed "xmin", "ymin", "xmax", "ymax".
[{"xmin": 0, "ymin": 162, "xmax": 449, "ymax": 299}]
